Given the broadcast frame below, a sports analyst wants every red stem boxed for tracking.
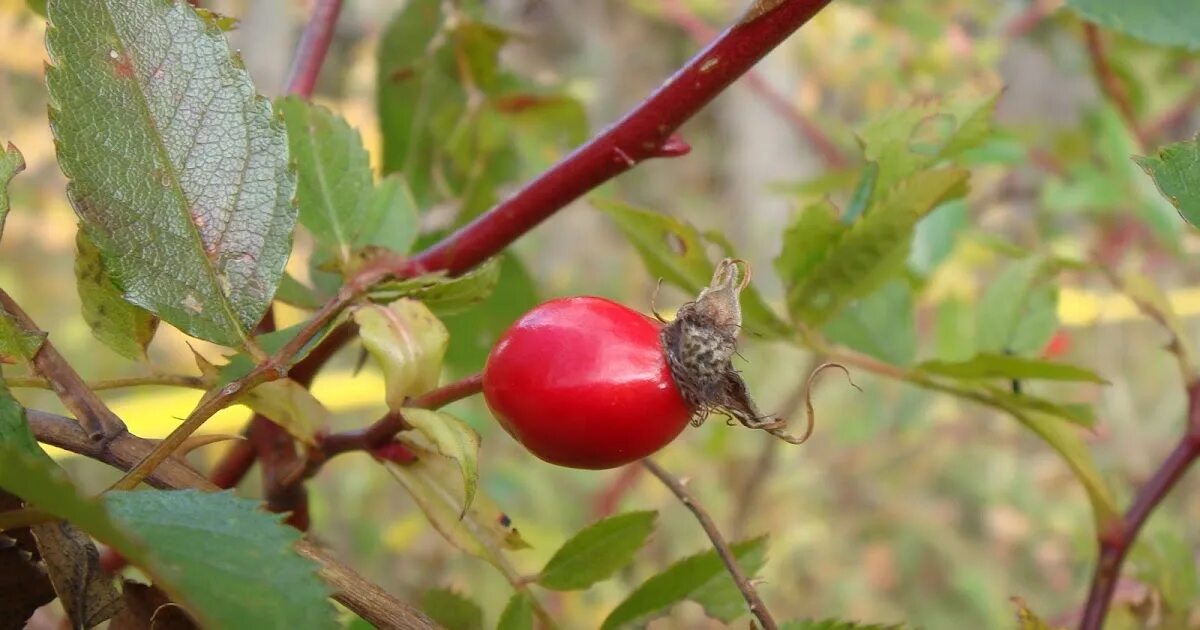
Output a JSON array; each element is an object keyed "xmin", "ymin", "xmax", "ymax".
[
  {"xmin": 660, "ymin": 0, "xmax": 849, "ymax": 169},
  {"xmin": 405, "ymin": 0, "xmax": 834, "ymax": 277},
  {"xmin": 285, "ymin": 0, "xmax": 344, "ymax": 98},
  {"xmin": 1079, "ymin": 380, "xmax": 1200, "ymax": 629}
]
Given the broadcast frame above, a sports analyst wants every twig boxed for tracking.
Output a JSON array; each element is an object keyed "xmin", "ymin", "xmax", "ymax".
[
  {"xmin": 641, "ymin": 458, "xmax": 778, "ymax": 630},
  {"xmin": 1078, "ymin": 380, "xmax": 1200, "ymax": 629},
  {"xmin": 284, "ymin": 0, "xmax": 344, "ymax": 98},
  {"xmin": 4, "ymin": 374, "xmax": 209, "ymax": 392},
  {"xmin": 1141, "ymin": 85, "xmax": 1200, "ymax": 144},
  {"xmin": 1004, "ymin": 0, "xmax": 1053, "ymax": 40},
  {"xmin": 318, "ymin": 372, "xmax": 484, "ymax": 459},
  {"xmin": 1082, "ymin": 22, "xmax": 1147, "ymax": 149},
  {"xmin": 27, "ymin": 410, "xmax": 435, "ymax": 629},
  {"xmin": 660, "ymin": 0, "xmax": 849, "ymax": 169},
  {"xmin": 0, "ymin": 290, "xmax": 126, "ymax": 440}
]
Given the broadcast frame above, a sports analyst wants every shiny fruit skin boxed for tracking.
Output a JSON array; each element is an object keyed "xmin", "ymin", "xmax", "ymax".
[{"xmin": 483, "ymin": 297, "xmax": 694, "ymax": 469}]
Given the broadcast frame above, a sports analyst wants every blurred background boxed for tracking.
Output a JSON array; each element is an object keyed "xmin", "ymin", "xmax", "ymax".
[{"xmin": 3, "ymin": 0, "xmax": 1200, "ymax": 627}]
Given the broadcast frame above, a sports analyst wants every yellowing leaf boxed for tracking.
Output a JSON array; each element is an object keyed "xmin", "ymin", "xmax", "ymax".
[
  {"xmin": 238, "ymin": 379, "xmax": 330, "ymax": 445},
  {"xmin": 398, "ymin": 408, "xmax": 480, "ymax": 516},
  {"xmin": 354, "ymin": 300, "xmax": 449, "ymax": 410}
]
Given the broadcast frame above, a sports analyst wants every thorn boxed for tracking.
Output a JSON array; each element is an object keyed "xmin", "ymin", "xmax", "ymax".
[{"xmin": 654, "ymin": 133, "xmax": 692, "ymax": 158}]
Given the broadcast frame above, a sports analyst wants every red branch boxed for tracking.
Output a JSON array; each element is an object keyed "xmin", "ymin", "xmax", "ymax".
[
  {"xmin": 1082, "ymin": 22, "xmax": 1147, "ymax": 149},
  {"xmin": 403, "ymin": 0, "xmax": 835, "ymax": 277},
  {"xmin": 285, "ymin": 0, "xmax": 344, "ymax": 98},
  {"xmin": 1079, "ymin": 380, "xmax": 1200, "ymax": 629},
  {"xmin": 660, "ymin": 0, "xmax": 849, "ymax": 169}
]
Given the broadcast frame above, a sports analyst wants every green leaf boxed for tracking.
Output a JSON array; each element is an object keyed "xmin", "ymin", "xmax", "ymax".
[
  {"xmin": 1011, "ymin": 596, "xmax": 1057, "ymax": 630},
  {"xmin": 26, "ymin": 0, "xmax": 46, "ymax": 17},
  {"xmin": 0, "ymin": 306, "xmax": 45, "ymax": 365},
  {"xmin": 74, "ymin": 232, "xmax": 158, "ymax": 360},
  {"xmin": 382, "ymin": 446, "xmax": 531, "ymax": 569},
  {"xmin": 858, "ymin": 95, "xmax": 996, "ymax": 204},
  {"xmin": 689, "ymin": 537, "xmax": 769, "ymax": 622},
  {"xmin": 399, "ymin": 408, "xmax": 480, "ymax": 516},
  {"xmin": 537, "ymin": 511, "xmax": 656, "ymax": 591},
  {"xmin": 909, "ymin": 199, "xmax": 968, "ymax": 275},
  {"xmin": 497, "ymin": 592, "xmax": 534, "ymax": 630},
  {"xmin": 354, "ymin": 300, "xmax": 450, "ymax": 410},
  {"xmin": 442, "ymin": 254, "xmax": 537, "ymax": 373},
  {"xmin": 370, "ymin": 257, "xmax": 503, "ymax": 315},
  {"xmin": 775, "ymin": 200, "xmax": 846, "ymax": 293},
  {"xmin": 0, "ymin": 143, "xmax": 24, "ymax": 241},
  {"xmin": 597, "ymin": 198, "xmax": 790, "ymax": 338},
  {"xmin": 277, "ymin": 97, "xmax": 374, "ymax": 268},
  {"xmin": 1135, "ymin": 135, "xmax": 1200, "ymax": 229},
  {"xmin": 0, "ymin": 431, "xmax": 336, "ymax": 629},
  {"xmin": 421, "ymin": 589, "xmax": 483, "ymax": 630},
  {"xmin": 787, "ymin": 168, "xmax": 969, "ymax": 326},
  {"xmin": 46, "ymin": 0, "xmax": 296, "ymax": 348},
  {"xmin": 1067, "ymin": 0, "xmax": 1200, "ymax": 50},
  {"xmin": 238, "ymin": 378, "xmax": 330, "ymax": 445},
  {"xmin": 274, "ymin": 272, "xmax": 326, "ymax": 310},
  {"xmin": 1009, "ymin": 410, "xmax": 1119, "ymax": 528},
  {"xmin": 934, "ymin": 297, "xmax": 976, "ymax": 362},
  {"xmin": 217, "ymin": 319, "xmax": 335, "ymax": 384},
  {"xmin": 601, "ymin": 536, "xmax": 767, "ymax": 629},
  {"xmin": 363, "ymin": 175, "xmax": 420, "ymax": 254},
  {"xmin": 840, "ymin": 161, "xmax": 878, "ymax": 224},
  {"xmin": 105, "ymin": 490, "xmax": 336, "ymax": 629},
  {"xmin": 0, "ymin": 376, "xmax": 51, "ymax": 460},
  {"xmin": 780, "ymin": 620, "xmax": 904, "ymax": 630},
  {"xmin": 918, "ymin": 354, "xmax": 1106, "ymax": 383},
  {"xmin": 976, "ymin": 257, "xmax": 1060, "ymax": 355},
  {"xmin": 823, "ymin": 280, "xmax": 916, "ymax": 366},
  {"xmin": 982, "ymin": 386, "xmax": 1097, "ymax": 427}
]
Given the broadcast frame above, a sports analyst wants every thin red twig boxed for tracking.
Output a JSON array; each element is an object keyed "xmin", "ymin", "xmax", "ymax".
[
  {"xmin": 1079, "ymin": 380, "xmax": 1200, "ymax": 629},
  {"xmin": 285, "ymin": 0, "xmax": 344, "ymax": 98},
  {"xmin": 660, "ymin": 0, "xmax": 849, "ymax": 169},
  {"xmin": 1082, "ymin": 22, "xmax": 1147, "ymax": 149},
  {"xmin": 1142, "ymin": 86, "xmax": 1200, "ymax": 144}
]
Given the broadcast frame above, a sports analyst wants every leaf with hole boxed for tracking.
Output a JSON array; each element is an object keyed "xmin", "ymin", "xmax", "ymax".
[
  {"xmin": 420, "ymin": 589, "xmax": 483, "ymax": 630},
  {"xmin": 46, "ymin": 0, "xmax": 296, "ymax": 348},
  {"xmin": 601, "ymin": 536, "xmax": 767, "ymax": 629},
  {"xmin": 399, "ymin": 408, "xmax": 480, "ymax": 516},
  {"xmin": 597, "ymin": 198, "xmax": 790, "ymax": 338},
  {"xmin": 355, "ymin": 299, "xmax": 450, "ymax": 410},
  {"xmin": 75, "ymin": 232, "xmax": 159, "ymax": 360},
  {"xmin": 537, "ymin": 511, "xmax": 656, "ymax": 591},
  {"xmin": 0, "ymin": 143, "xmax": 24, "ymax": 241}
]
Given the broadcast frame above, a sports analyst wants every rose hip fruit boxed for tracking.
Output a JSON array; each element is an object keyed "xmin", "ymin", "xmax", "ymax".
[{"xmin": 482, "ymin": 296, "xmax": 694, "ymax": 469}]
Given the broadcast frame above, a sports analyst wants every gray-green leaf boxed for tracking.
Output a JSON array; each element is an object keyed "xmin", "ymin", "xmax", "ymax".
[
  {"xmin": 75, "ymin": 232, "xmax": 159, "ymax": 360},
  {"xmin": 47, "ymin": 0, "xmax": 296, "ymax": 347},
  {"xmin": 537, "ymin": 511, "xmax": 656, "ymax": 591}
]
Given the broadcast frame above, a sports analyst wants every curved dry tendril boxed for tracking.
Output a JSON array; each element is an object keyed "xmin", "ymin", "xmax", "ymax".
[{"xmin": 767, "ymin": 362, "xmax": 860, "ymax": 445}]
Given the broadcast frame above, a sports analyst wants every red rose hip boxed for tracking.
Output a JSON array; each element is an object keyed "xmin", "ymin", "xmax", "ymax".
[{"xmin": 482, "ymin": 296, "xmax": 694, "ymax": 469}]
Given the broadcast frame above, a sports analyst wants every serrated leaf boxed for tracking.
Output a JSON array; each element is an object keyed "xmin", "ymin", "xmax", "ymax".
[
  {"xmin": 399, "ymin": 408, "xmax": 480, "ymax": 516},
  {"xmin": 787, "ymin": 168, "xmax": 969, "ymax": 326},
  {"xmin": 1135, "ymin": 135, "xmax": 1200, "ymax": 229},
  {"xmin": 918, "ymin": 354, "xmax": 1106, "ymax": 383},
  {"xmin": 0, "ymin": 143, "xmax": 24, "ymax": 241},
  {"xmin": 354, "ymin": 300, "xmax": 449, "ymax": 410},
  {"xmin": 780, "ymin": 620, "xmax": 904, "ymax": 630},
  {"xmin": 0, "ymin": 436, "xmax": 336, "ymax": 629},
  {"xmin": 105, "ymin": 490, "xmax": 336, "ymax": 629},
  {"xmin": 421, "ymin": 588, "xmax": 483, "ymax": 630},
  {"xmin": 75, "ymin": 232, "xmax": 159, "ymax": 360},
  {"xmin": 859, "ymin": 95, "xmax": 996, "ymax": 203},
  {"xmin": 370, "ymin": 257, "xmax": 502, "ymax": 315},
  {"xmin": 30, "ymin": 520, "xmax": 123, "ymax": 628},
  {"xmin": 601, "ymin": 536, "xmax": 767, "ymax": 629},
  {"xmin": 497, "ymin": 592, "xmax": 534, "ymax": 630},
  {"xmin": 238, "ymin": 378, "xmax": 329, "ymax": 445},
  {"xmin": 977, "ymin": 257, "xmax": 1057, "ymax": 355},
  {"xmin": 1067, "ymin": 0, "xmax": 1200, "ymax": 50},
  {"xmin": 823, "ymin": 280, "xmax": 916, "ymax": 366},
  {"xmin": 774, "ymin": 200, "xmax": 846, "ymax": 293},
  {"xmin": 597, "ymin": 198, "xmax": 790, "ymax": 338},
  {"xmin": 277, "ymin": 97, "xmax": 374, "ymax": 268},
  {"xmin": 46, "ymin": 0, "xmax": 296, "ymax": 348},
  {"xmin": 537, "ymin": 511, "xmax": 656, "ymax": 591},
  {"xmin": 689, "ymin": 537, "xmax": 768, "ymax": 622},
  {"xmin": 382, "ymin": 446, "xmax": 530, "ymax": 568}
]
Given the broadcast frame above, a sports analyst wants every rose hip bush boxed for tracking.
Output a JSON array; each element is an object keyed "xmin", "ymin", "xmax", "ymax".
[{"xmin": 1, "ymin": 0, "xmax": 1200, "ymax": 628}]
